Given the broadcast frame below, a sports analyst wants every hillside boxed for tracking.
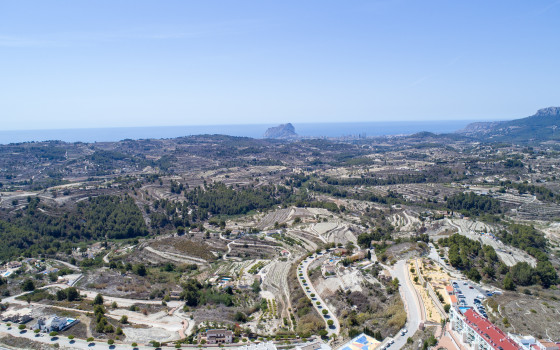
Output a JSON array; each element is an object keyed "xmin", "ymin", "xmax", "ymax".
[{"xmin": 458, "ymin": 107, "xmax": 560, "ymax": 142}]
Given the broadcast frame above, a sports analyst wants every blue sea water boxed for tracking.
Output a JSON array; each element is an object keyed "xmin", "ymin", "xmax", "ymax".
[{"xmin": 0, "ymin": 120, "xmax": 477, "ymax": 144}]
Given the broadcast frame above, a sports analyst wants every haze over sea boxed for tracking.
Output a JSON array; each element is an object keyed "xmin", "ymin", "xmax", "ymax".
[{"xmin": 0, "ymin": 120, "xmax": 481, "ymax": 144}]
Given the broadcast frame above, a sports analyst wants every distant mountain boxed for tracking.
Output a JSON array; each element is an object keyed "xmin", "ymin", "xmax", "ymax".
[
  {"xmin": 264, "ymin": 123, "xmax": 298, "ymax": 139},
  {"xmin": 457, "ymin": 107, "xmax": 560, "ymax": 142}
]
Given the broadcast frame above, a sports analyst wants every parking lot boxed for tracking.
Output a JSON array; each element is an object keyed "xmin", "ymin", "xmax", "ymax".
[{"xmin": 451, "ymin": 279, "xmax": 492, "ymax": 318}]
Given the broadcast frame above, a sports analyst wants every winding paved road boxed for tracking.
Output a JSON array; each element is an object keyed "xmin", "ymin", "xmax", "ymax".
[
  {"xmin": 388, "ymin": 260, "xmax": 424, "ymax": 350},
  {"xmin": 297, "ymin": 252, "xmax": 340, "ymax": 337}
]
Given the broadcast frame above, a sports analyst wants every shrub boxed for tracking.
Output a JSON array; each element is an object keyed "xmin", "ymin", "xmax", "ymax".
[
  {"xmin": 327, "ymin": 320, "xmax": 334, "ymax": 326},
  {"xmin": 18, "ymin": 324, "xmax": 26, "ymax": 330},
  {"xmin": 50, "ymin": 331, "xmax": 58, "ymax": 337},
  {"xmin": 68, "ymin": 335, "xmax": 75, "ymax": 340},
  {"xmin": 87, "ymin": 337, "xmax": 94, "ymax": 342},
  {"xmin": 108, "ymin": 339, "xmax": 115, "ymax": 345},
  {"xmin": 322, "ymin": 309, "xmax": 328, "ymax": 315}
]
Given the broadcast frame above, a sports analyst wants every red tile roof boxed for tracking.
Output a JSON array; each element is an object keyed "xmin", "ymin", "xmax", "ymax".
[
  {"xmin": 463, "ymin": 309, "xmax": 520, "ymax": 350},
  {"xmin": 446, "ymin": 285, "xmax": 454, "ymax": 292},
  {"xmin": 450, "ymin": 295, "xmax": 457, "ymax": 304}
]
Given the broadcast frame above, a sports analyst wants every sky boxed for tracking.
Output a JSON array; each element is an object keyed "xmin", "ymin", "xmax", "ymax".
[{"xmin": 1, "ymin": 1, "xmax": 559, "ymax": 130}]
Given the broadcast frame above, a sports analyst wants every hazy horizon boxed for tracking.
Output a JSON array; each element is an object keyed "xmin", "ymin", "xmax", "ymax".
[
  {"xmin": 0, "ymin": 117, "xmax": 510, "ymax": 133},
  {"xmin": 0, "ymin": 119, "xmax": 491, "ymax": 144}
]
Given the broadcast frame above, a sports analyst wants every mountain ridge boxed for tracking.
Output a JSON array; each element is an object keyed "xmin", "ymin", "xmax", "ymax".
[{"xmin": 457, "ymin": 107, "xmax": 560, "ymax": 142}]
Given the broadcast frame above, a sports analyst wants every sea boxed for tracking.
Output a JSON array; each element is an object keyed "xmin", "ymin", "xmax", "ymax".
[{"xmin": 0, "ymin": 120, "xmax": 480, "ymax": 144}]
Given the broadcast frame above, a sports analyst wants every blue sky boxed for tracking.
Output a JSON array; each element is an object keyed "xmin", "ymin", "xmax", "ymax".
[{"xmin": 1, "ymin": 1, "xmax": 559, "ymax": 130}]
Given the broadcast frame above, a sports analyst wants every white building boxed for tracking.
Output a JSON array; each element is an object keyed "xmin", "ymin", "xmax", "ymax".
[{"xmin": 450, "ymin": 307, "xmax": 521, "ymax": 350}]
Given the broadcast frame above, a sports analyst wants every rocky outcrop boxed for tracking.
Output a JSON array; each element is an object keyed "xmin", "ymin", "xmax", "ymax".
[{"xmin": 264, "ymin": 123, "xmax": 298, "ymax": 139}]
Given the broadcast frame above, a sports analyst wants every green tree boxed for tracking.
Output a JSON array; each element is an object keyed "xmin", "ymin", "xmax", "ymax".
[
  {"xmin": 503, "ymin": 273, "xmax": 515, "ymax": 290},
  {"xmin": 535, "ymin": 261, "xmax": 558, "ymax": 288},
  {"xmin": 510, "ymin": 262, "xmax": 534, "ymax": 286},
  {"xmin": 22, "ymin": 279, "xmax": 35, "ymax": 292},
  {"xmin": 93, "ymin": 293, "xmax": 104, "ymax": 305},
  {"xmin": 66, "ymin": 287, "xmax": 79, "ymax": 301},
  {"xmin": 466, "ymin": 268, "xmax": 482, "ymax": 282}
]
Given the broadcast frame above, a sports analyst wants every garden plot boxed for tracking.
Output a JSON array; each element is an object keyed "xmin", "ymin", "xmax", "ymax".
[
  {"xmin": 244, "ymin": 291, "xmax": 283, "ymax": 335},
  {"xmin": 516, "ymin": 200, "xmax": 560, "ymax": 220},
  {"xmin": 306, "ymin": 207, "xmax": 332, "ymax": 216},
  {"xmin": 389, "ymin": 210, "xmax": 421, "ymax": 233},
  {"xmin": 143, "ymin": 246, "xmax": 209, "ymax": 266},
  {"xmin": 308, "ymin": 222, "xmax": 357, "ymax": 245},
  {"xmin": 383, "ymin": 183, "xmax": 454, "ymax": 202},
  {"xmin": 227, "ymin": 238, "xmax": 279, "ymax": 260},
  {"xmin": 260, "ymin": 258, "xmax": 292, "ymax": 320},
  {"xmin": 257, "ymin": 208, "xmax": 292, "ymax": 229},
  {"xmin": 292, "ymin": 207, "xmax": 316, "ymax": 219},
  {"xmin": 494, "ymin": 192, "xmax": 560, "ymax": 220},
  {"xmin": 287, "ymin": 230, "xmax": 322, "ymax": 250}
]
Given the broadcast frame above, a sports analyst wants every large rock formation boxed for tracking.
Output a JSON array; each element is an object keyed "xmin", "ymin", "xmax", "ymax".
[{"xmin": 263, "ymin": 123, "xmax": 298, "ymax": 139}]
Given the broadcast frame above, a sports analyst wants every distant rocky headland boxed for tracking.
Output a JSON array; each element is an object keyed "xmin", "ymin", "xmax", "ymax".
[{"xmin": 263, "ymin": 123, "xmax": 298, "ymax": 139}]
